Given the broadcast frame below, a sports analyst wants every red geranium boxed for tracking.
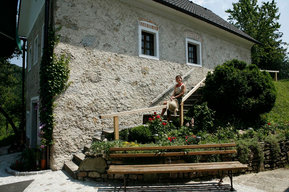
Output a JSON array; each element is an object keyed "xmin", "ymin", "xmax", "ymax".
[
  {"xmin": 162, "ymin": 122, "xmax": 167, "ymax": 126},
  {"xmin": 156, "ymin": 115, "xmax": 160, "ymax": 119}
]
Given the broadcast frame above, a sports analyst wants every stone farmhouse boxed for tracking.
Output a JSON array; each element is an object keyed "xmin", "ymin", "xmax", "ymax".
[{"xmin": 18, "ymin": 0, "xmax": 257, "ymax": 170}]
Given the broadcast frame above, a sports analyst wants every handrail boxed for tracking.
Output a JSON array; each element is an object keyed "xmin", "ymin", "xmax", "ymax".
[
  {"xmin": 179, "ymin": 77, "xmax": 207, "ymax": 126},
  {"xmin": 100, "ymin": 105, "xmax": 166, "ymax": 140},
  {"xmin": 181, "ymin": 77, "xmax": 206, "ymax": 103},
  {"xmin": 260, "ymin": 69, "xmax": 279, "ymax": 81},
  {"xmin": 150, "ymin": 68, "xmax": 196, "ymax": 106},
  {"xmin": 100, "ymin": 105, "xmax": 166, "ymax": 119}
]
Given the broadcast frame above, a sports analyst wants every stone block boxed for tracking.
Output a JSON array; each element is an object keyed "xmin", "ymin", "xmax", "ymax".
[
  {"xmin": 78, "ymin": 171, "xmax": 87, "ymax": 177},
  {"xmin": 79, "ymin": 157, "xmax": 107, "ymax": 173},
  {"xmin": 88, "ymin": 172, "xmax": 101, "ymax": 178}
]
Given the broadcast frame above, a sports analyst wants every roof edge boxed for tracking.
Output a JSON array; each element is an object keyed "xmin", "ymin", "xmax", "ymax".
[{"xmin": 153, "ymin": 0, "xmax": 260, "ymax": 44}]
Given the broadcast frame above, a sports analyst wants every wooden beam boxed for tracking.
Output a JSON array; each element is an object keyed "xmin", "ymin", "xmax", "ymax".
[
  {"xmin": 180, "ymin": 102, "xmax": 184, "ymax": 126},
  {"xmin": 100, "ymin": 105, "xmax": 166, "ymax": 119},
  {"xmin": 113, "ymin": 116, "xmax": 119, "ymax": 140}
]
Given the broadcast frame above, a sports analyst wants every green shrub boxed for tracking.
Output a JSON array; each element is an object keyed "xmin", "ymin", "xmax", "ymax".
[
  {"xmin": 90, "ymin": 140, "xmax": 122, "ymax": 155},
  {"xmin": 203, "ymin": 59, "xmax": 276, "ymax": 125},
  {"xmin": 10, "ymin": 148, "xmax": 41, "ymax": 171},
  {"xmin": 128, "ymin": 125, "xmax": 153, "ymax": 143},
  {"xmin": 236, "ymin": 139, "xmax": 251, "ymax": 164},
  {"xmin": 187, "ymin": 102, "xmax": 215, "ymax": 133}
]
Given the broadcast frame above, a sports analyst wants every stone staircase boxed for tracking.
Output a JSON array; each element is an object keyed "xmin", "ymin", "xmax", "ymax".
[{"xmin": 63, "ymin": 145, "xmax": 90, "ymax": 179}]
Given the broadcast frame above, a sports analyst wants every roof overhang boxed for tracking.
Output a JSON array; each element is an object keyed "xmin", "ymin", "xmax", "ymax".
[{"xmin": 18, "ymin": 0, "xmax": 45, "ymax": 37}]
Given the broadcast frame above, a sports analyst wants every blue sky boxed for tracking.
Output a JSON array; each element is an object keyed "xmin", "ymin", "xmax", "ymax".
[{"xmin": 10, "ymin": 0, "xmax": 289, "ymax": 66}]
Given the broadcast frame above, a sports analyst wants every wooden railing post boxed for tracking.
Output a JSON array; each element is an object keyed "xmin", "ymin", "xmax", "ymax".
[
  {"xmin": 180, "ymin": 102, "xmax": 184, "ymax": 127},
  {"xmin": 274, "ymin": 72, "xmax": 278, "ymax": 81},
  {"xmin": 113, "ymin": 116, "xmax": 119, "ymax": 140}
]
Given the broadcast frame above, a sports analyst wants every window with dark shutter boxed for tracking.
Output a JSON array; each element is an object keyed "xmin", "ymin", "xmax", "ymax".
[
  {"xmin": 142, "ymin": 31, "xmax": 155, "ymax": 56},
  {"xmin": 188, "ymin": 43, "xmax": 197, "ymax": 64}
]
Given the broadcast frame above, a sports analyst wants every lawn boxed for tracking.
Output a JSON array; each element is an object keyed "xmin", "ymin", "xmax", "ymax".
[{"xmin": 265, "ymin": 79, "xmax": 289, "ymax": 124}]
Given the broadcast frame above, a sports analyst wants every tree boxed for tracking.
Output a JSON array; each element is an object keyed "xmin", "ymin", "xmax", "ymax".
[
  {"xmin": 0, "ymin": 57, "xmax": 22, "ymax": 140},
  {"xmin": 226, "ymin": 0, "xmax": 288, "ymax": 72},
  {"xmin": 202, "ymin": 59, "xmax": 276, "ymax": 125}
]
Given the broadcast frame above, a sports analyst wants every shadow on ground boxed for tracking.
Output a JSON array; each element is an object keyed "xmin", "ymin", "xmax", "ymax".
[
  {"xmin": 97, "ymin": 182, "xmax": 233, "ymax": 192},
  {"xmin": 0, "ymin": 180, "xmax": 34, "ymax": 192}
]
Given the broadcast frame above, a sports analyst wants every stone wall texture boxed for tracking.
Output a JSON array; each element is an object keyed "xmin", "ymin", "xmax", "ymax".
[{"xmin": 51, "ymin": 0, "xmax": 254, "ymax": 170}]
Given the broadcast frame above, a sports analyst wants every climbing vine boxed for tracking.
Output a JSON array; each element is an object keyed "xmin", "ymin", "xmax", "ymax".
[{"xmin": 39, "ymin": 28, "xmax": 70, "ymax": 148}]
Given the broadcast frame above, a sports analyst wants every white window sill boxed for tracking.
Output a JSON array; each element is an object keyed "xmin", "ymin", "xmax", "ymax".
[
  {"xmin": 139, "ymin": 54, "xmax": 159, "ymax": 61},
  {"xmin": 186, "ymin": 63, "xmax": 202, "ymax": 67}
]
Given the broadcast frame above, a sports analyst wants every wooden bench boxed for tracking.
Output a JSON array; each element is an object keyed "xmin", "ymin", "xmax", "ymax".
[{"xmin": 107, "ymin": 143, "xmax": 247, "ymax": 191}]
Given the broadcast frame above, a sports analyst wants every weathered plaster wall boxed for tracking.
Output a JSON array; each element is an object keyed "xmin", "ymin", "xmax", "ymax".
[
  {"xmin": 51, "ymin": 0, "xmax": 253, "ymax": 170},
  {"xmin": 25, "ymin": 5, "xmax": 45, "ymax": 144}
]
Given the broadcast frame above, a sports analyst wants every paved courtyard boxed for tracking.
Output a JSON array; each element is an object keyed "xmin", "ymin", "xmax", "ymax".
[{"xmin": 0, "ymin": 152, "xmax": 288, "ymax": 192}]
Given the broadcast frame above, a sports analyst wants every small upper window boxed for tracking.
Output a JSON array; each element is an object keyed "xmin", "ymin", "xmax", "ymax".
[
  {"xmin": 28, "ymin": 46, "xmax": 32, "ymax": 71},
  {"xmin": 33, "ymin": 36, "xmax": 38, "ymax": 65},
  {"xmin": 138, "ymin": 20, "xmax": 159, "ymax": 60},
  {"xmin": 41, "ymin": 24, "xmax": 44, "ymax": 56},
  {"xmin": 186, "ymin": 38, "xmax": 202, "ymax": 66}
]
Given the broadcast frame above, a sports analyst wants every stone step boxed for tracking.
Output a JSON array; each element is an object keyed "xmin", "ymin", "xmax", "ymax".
[
  {"xmin": 63, "ymin": 161, "xmax": 78, "ymax": 179},
  {"xmin": 73, "ymin": 153, "xmax": 85, "ymax": 166},
  {"xmin": 83, "ymin": 144, "xmax": 91, "ymax": 154}
]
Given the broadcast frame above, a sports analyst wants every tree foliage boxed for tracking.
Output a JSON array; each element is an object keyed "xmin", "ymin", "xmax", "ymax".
[
  {"xmin": 202, "ymin": 59, "xmax": 276, "ymax": 124},
  {"xmin": 226, "ymin": 0, "xmax": 288, "ymax": 74},
  {"xmin": 0, "ymin": 57, "xmax": 22, "ymax": 137}
]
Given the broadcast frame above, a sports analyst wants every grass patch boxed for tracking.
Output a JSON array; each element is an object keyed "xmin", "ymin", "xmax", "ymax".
[{"xmin": 265, "ymin": 79, "xmax": 289, "ymax": 123}]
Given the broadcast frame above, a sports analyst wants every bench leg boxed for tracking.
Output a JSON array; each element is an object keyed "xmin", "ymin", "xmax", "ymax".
[
  {"xmin": 228, "ymin": 170, "xmax": 234, "ymax": 191},
  {"xmin": 124, "ymin": 174, "xmax": 128, "ymax": 192}
]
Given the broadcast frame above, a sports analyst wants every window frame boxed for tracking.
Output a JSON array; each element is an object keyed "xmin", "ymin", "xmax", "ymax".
[
  {"xmin": 41, "ymin": 24, "xmax": 44, "ymax": 57},
  {"xmin": 138, "ymin": 22, "xmax": 159, "ymax": 60},
  {"xmin": 186, "ymin": 38, "xmax": 202, "ymax": 67},
  {"xmin": 33, "ymin": 35, "xmax": 39, "ymax": 65},
  {"xmin": 28, "ymin": 46, "xmax": 32, "ymax": 72}
]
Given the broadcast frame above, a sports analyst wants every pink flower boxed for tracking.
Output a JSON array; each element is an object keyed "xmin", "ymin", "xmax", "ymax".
[
  {"xmin": 156, "ymin": 115, "xmax": 160, "ymax": 119},
  {"xmin": 40, "ymin": 145, "xmax": 45, "ymax": 149}
]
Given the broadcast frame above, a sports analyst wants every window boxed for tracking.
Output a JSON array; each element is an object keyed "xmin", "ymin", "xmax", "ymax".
[
  {"xmin": 186, "ymin": 38, "xmax": 202, "ymax": 66},
  {"xmin": 28, "ymin": 46, "xmax": 32, "ymax": 71},
  {"xmin": 138, "ymin": 21, "xmax": 159, "ymax": 60},
  {"xmin": 33, "ymin": 36, "xmax": 38, "ymax": 65},
  {"xmin": 41, "ymin": 24, "xmax": 44, "ymax": 56},
  {"xmin": 142, "ymin": 31, "xmax": 154, "ymax": 56}
]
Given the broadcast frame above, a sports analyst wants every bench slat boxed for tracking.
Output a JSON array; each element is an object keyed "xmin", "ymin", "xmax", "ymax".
[
  {"xmin": 107, "ymin": 161, "xmax": 247, "ymax": 174},
  {"xmin": 109, "ymin": 150, "xmax": 237, "ymax": 158},
  {"xmin": 109, "ymin": 161, "xmax": 243, "ymax": 168},
  {"xmin": 110, "ymin": 143, "xmax": 236, "ymax": 151}
]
